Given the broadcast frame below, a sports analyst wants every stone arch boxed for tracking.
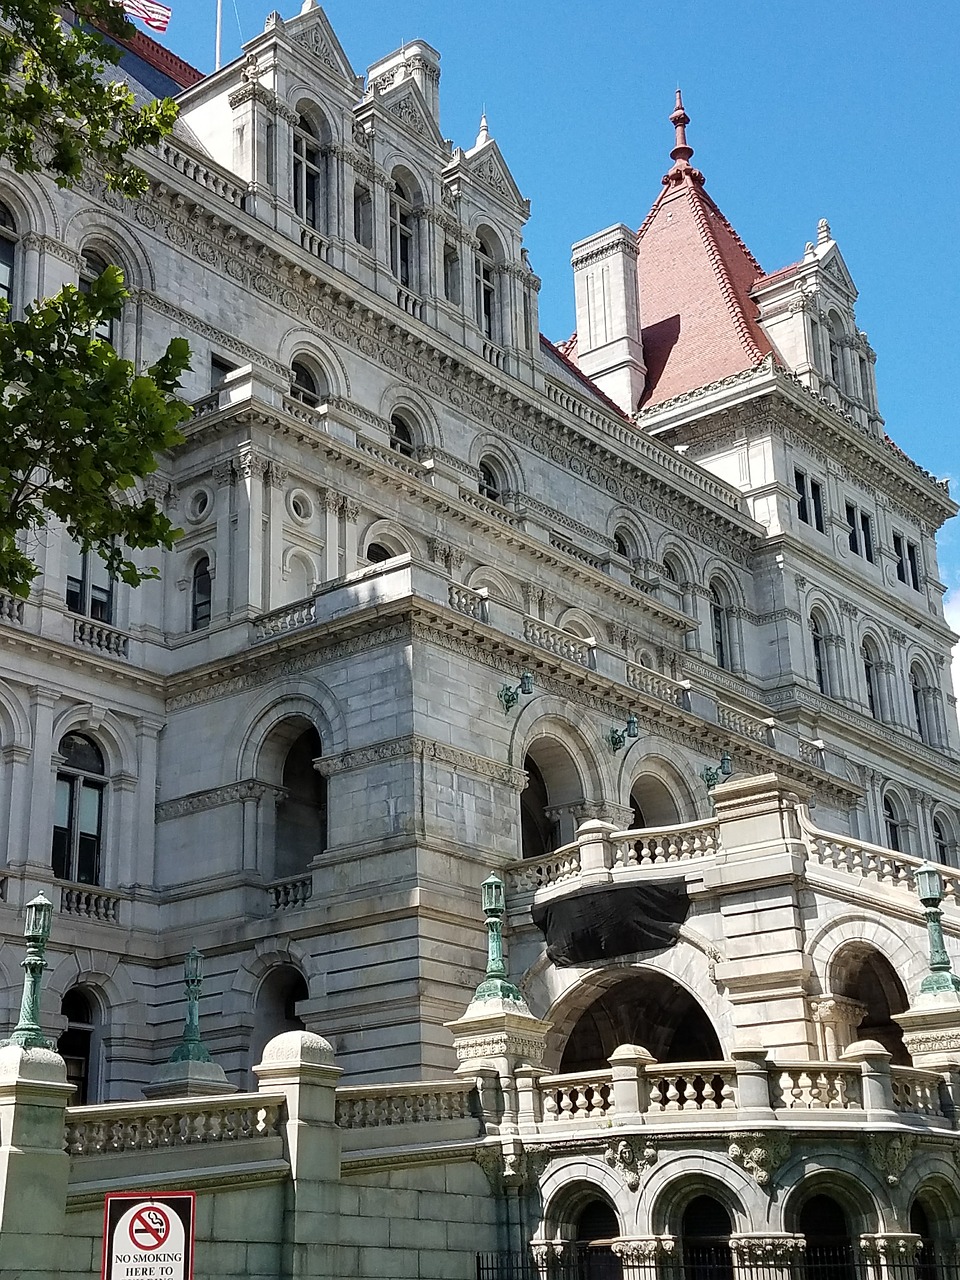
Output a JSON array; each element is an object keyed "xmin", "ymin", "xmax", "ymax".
[
  {"xmin": 45, "ymin": 948, "xmax": 139, "ymax": 1019},
  {"xmin": 905, "ymin": 1167, "xmax": 960, "ymax": 1255},
  {"xmin": 529, "ymin": 952, "xmax": 729, "ymax": 1073},
  {"xmin": 65, "ymin": 209, "xmax": 156, "ymax": 291},
  {"xmin": 782, "ymin": 1163, "xmax": 884, "ymax": 1235},
  {"xmin": 288, "ymin": 95, "xmax": 336, "ymax": 145},
  {"xmin": 556, "ymin": 607, "xmax": 599, "ymax": 640},
  {"xmin": 807, "ymin": 913, "xmax": 926, "ymax": 1000},
  {"xmin": 360, "ymin": 520, "xmax": 421, "ymax": 563},
  {"xmin": 466, "ymin": 565, "xmax": 521, "ymax": 604},
  {"xmin": 378, "ymin": 385, "xmax": 442, "ymax": 449},
  {"xmin": 619, "ymin": 743, "xmax": 701, "ymax": 826},
  {"xmin": 385, "ymin": 159, "xmax": 428, "ymax": 209},
  {"xmin": 827, "ymin": 940, "xmax": 911, "ymax": 1063},
  {"xmin": 470, "ymin": 435, "xmax": 525, "ymax": 497},
  {"xmin": 645, "ymin": 1154, "xmax": 758, "ymax": 1236},
  {"xmin": 0, "ymin": 173, "xmax": 60, "ymax": 238},
  {"xmin": 50, "ymin": 706, "xmax": 138, "ymax": 778},
  {"xmin": 473, "ymin": 220, "xmax": 508, "ymax": 264},
  {"xmin": 224, "ymin": 938, "xmax": 322, "ymax": 1016},
  {"xmin": 536, "ymin": 1158, "xmax": 632, "ymax": 1241},
  {"xmin": 281, "ymin": 546, "xmax": 318, "ymax": 601},
  {"xmin": 0, "ymin": 680, "xmax": 31, "ymax": 750},
  {"xmin": 608, "ymin": 512, "xmax": 649, "ymax": 563},
  {"xmin": 278, "ymin": 326, "xmax": 349, "ymax": 397},
  {"xmin": 658, "ymin": 540, "xmax": 696, "ymax": 583},
  {"xmin": 233, "ymin": 682, "xmax": 347, "ymax": 782}
]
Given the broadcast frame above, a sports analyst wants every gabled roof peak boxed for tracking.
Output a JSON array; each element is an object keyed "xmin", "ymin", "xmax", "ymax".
[{"xmin": 663, "ymin": 89, "xmax": 704, "ymax": 188}]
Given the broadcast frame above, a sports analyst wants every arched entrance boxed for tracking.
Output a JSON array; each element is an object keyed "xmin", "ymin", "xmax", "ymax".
[
  {"xmin": 681, "ymin": 1196, "xmax": 733, "ymax": 1280},
  {"xmin": 572, "ymin": 1199, "xmax": 623, "ymax": 1280},
  {"xmin": 629, "ymin": 773, "xmax": 684, "ymax": 828},
  {"xmin": 521, "ymin": 738, "xmax": 587, "ymax": 860},
  {"xmin": 250, "ymin": 965, "xmax": 308, "ymax": 1075},
  {"xmin": 559, "ymin": 972, "xmax": 722, "ymax": 1073},
  {"xmin": 257, "ymin": 716, "xmax": 327, "ymax": 880},
  {"xmin": 798, "ymin": 1194, "xmax": 855, "ymax": 1280},
  {"xmin": 830, "ymin": 945, "xmax": 911, "ymax": 1064}
]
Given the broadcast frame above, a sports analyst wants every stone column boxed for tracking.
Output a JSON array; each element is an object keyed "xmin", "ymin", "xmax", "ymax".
[
  {"xmin": 342, "ymin": 498, "xmax": 360, "ymax": 573},
  {"xmin": 860, "ymin": 1234, "xmax": 922, "ymax": 1280},
  {"xmin": 809, "ymin": 996, "xmax": 868, "ymax": 1058},
  {"xmin": 234, "ymin": 448, "xmax": 267, "ymax": 618},
  {"xmin": 575, "ymin": 819, "xmax": 616, "ymax": 887},
  {"xmin": 612, "ymin": 1237, "xmax": 673, "ymax": 1280},
  {"xmin": 0, "ymin": 1045, "xmax": 74, "ymax": 1277},
  {"xmin": 212, "ymin": 459, "xmax": 234, "ymax": 621},
  {"xmin": 24, "ymin": 686, "xmax": 58, "ymax": 869},
  {"xmin": 608, "ymin": 1044, "xmax": 655, "ymax": 1123},
  {"xmin": 254, "ymin": 1030, "xmax": 343, "ymax": 1279},
  {"xmin": 729, "ymin": 1235, "xmax": 806, "ymax": 1280}
]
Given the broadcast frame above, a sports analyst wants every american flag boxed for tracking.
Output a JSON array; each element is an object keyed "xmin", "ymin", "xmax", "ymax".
[{"xmin": 117, "ymin": 0, "xmax": 172, "ymax": 33}]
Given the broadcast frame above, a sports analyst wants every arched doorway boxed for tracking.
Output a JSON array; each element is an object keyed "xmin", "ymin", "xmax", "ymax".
[
  {"xmin": 58, "ymin": 987, "xmax": 100, "ymax": 1103},
  {"xmin": 250, "ymin": 966, "xmax": 308, "ymax": 1075},
  {"xmin": 799, "ymin": 1195, "xmax": 855, "ymax": 1280},
  {"xmin": 572, "ymin": 1199, "xmax": 622, "ymax": 1280},
  {"xmin": 276, "ymin": 725, "xmax": 327, "ymax": 877},
  {"xmin": 629, "ymin": 774, "xmax": 684, "ymax": 828},
  {"xmin": 559, "ymin": 972, "xmax": 722, "ymax": 1073},
  {"xmin": 831, "ymin": 945, "xmax": 911, "ymax": 1063},
  {"xmin": 911, "ymin": 1200, "xmax": 938, "ymax": 1280},
  {"xmin": 520, "ymin": 738, "xmax": 587, "ymax": 860},
  {"xmin": 681, "ymin": 1195, "xmax": 733, "ymax": 1280}
]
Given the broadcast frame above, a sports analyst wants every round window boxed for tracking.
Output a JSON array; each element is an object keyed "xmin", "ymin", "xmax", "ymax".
[
  {"xmin": 287, "ymin": 489, "xmax": 314, "ymax": 522},
  {"xmin": 186, "ymin": 488, "xmax": 212, "ymax": 522}
]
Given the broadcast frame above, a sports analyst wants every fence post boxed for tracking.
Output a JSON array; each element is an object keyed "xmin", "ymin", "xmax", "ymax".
[
  {"xmin": 608, "ymin": 1044, "xmax": 655, "ymax": 1122},
  {"xmin": 841, "ymin": 1039, "xmax": 896, "ymax": 1118},
  {"xmin": 731, "ymin": 1045, "xmax": 775, "ymax": 1120},
  {"xmin": 576, "ymin": 819, "xmax": 616, "ymax": 886}
]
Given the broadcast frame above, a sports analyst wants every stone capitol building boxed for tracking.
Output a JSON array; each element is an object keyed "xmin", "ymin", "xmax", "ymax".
[{"xmin": 2, "ymin": 4, "xmax": 960, "ymax": 1278}]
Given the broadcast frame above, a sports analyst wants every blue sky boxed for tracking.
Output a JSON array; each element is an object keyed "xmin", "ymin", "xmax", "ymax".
[{"xmin": 157, "ymin": 1, "xmax": 960, "ymax": 651}]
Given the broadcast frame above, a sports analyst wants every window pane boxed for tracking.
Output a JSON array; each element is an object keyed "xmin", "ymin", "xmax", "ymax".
[
  {"xmin": 55, "ymin": 776, "xmax": 71, "ymax": 828},
  {"xmin": 76, "ymin": 833, "xmax": 100, "ymax": 885},
  {"xmin": 0, "ymin": 236, "xmax": 14, "ymax": 305},
  {"xmin": 78, "ymin": 781, "xmax": 102, "ymax": 835},
  {"xmin": 51, "ymin": 826, "xmax": 71, "ymax": 880},
  {"xmin": 60, "ymin": 733, "xmax": 105, "ymax": 774},
  {"xmin": 811, "ymin": 481, "xmax": 824, "ymax": 532}
]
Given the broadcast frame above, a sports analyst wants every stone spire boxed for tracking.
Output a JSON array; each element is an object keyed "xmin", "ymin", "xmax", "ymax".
[
  {"xmin": 663, "ymin": 88, "xmax": 704, "ymax": 187},
  {"xmin": 474, "ymin": 111, "xmax": 490, "ymax": 148}
]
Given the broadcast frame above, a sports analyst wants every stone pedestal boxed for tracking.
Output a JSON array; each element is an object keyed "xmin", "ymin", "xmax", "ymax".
[
  {"xmin": 446, "ymin": 995, "xmax": 551, "ymax": 1134},
  {"xmin": 894, "ymin": 990, "xmax": 960, "ymax": 1069},
  {"xmin": 0, "ymin": 1044, "xmax": 74, "ymax": 1277},
  {"xmin": 142, "ymin": 1057, "xmax": 239, "ymax": 1098},
  {"xmin": 254, "ymin": 1030, "xmax": 343, "ymax": 1280}
]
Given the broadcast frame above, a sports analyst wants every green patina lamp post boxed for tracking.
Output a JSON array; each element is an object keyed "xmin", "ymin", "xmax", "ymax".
[
  {"xmin": 473, "ymin": 873, "xmax": 525, "ymax": 1003},
  {"xmin": 169, "ymin": 947, "xmax": 213, "ymax": 1063},
  {"xmin": 701, "ymin": 749, "xmax": 734, "ymax": 791},
  {"xmin": 2, "ymin": 892, "xmax": 53, "ymax": 1050},
  {"xmin": 916, "ymin": 862, "xmax": 960, "ymax": 996}
]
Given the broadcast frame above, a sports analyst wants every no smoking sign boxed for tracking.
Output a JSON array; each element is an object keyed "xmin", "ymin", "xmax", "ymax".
[{"xmin": 102, "ymin": 1192, "xmax": 195, "ymax": 1280}]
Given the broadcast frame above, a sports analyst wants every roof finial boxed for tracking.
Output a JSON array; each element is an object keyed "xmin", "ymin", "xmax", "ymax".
[
  {"xmin": 475, "ymin": 110, "xmax": 490, "ymax": 148},
  {"xmin": 663, "ymin": 88, "xmax": 704, "ymax": 187}
]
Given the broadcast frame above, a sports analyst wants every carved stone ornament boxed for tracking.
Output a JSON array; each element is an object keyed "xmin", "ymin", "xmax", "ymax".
[
  {"xmin": 611, "ymin": 1238, "xmax": 668, "ymax": 1264},
  {"xmin": 603, "ymin": 1138, "xmax": 657, "ymax": 1191},
  {"xmin": 728, "ymin": 1236, "xmax": 806, "ymax": 1264},
  {"xmin": 727, "ymin": 1131, "xmax": 790, "ymax": 1187},
  {"xmin": 866, "ymin": 1133, "xmax": 918, "ymax": 1186},
  {"xmin": 293, "ymin": 25, "xmax": 338, "ymax": 69}
]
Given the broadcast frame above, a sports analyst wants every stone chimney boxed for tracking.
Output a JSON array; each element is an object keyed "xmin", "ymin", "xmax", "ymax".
[{"xmin": 571, "ymin": 224, "xmax": 646, "ymax": 414}]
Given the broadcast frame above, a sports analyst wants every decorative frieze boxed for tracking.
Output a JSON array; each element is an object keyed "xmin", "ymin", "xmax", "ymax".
[
  {"xmin": 727, "ymin": 1131, "xmax": 790, "ymax": 1187},
  {"xmin": 603, "ymin": 1138, "xmax": 657, "ymax": 1191},
  {"xmin": 156, "ymin": 780, "xmax": 278, "ymax": 821}
]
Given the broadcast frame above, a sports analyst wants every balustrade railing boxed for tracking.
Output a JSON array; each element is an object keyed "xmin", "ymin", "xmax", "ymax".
[
  {"xmin": 540, "ymin": 1072, "xmax": 615, "ymax": 1123},
  {"xmin": 717, "ymin": 705, "xmax": 774, "ymax": 744},
  {"xmin": 155, "ymin": 141, "xmax": 246, "ymax": 207},
  {"xmin": 482, "ymin": 340, "xmax": 505, "ymax": 369},
  {"xmin": 458, "ymin": 488, "xmax": 522, "ymax": 527},
  {"xmin": 64, "ymin": 1094, "xmax": 285, "ymax": 1156},
  {"xmin": 60, "ymin": 884, "xmax": 125, "ymax": 924},
  {"xmin": 300, "ymin": 227, "xmax": 328, "ymax": 259},
  {"xmin": 335, "ymin": 1080, "xmax": 477, "ymax": 1128},
  {"xmin": 523, "ymin": 618, "xmax": 594, "ymax": 667},
  {"xmin": 0, "ymin": 592, "xmax": 24, "ymax": 625},
  {"xmin": 72, "ymin": 618, "xmax": 129, "ymax": 659},
  {"xmin": 504, "ymin": 845, "xmax": 581, "ymax": 894},
  {"xmin": 773, "ymin": 1063, "xmax": 863, "ymax": 1110},
  {"xmin": 255, "ymin": 596, "xmax": 318, "ymax": 641},
  {"xmin": 610, "ymin": 818, "xmax": 721, "ymax": 869},
  {"xmin": 890, "ymin": 1067, "xmax": 945, "ymax": 1116},
  {"xmin": 268, "ymin": 874, "xmax": 313, "ymax": 911},
  {"xmin": 448, "ymin": 583, "xmax": 489, "ymax": 623},
  {"xmin": 396, "ymin": 286, "xmax": 423, "ymax": 318},
  {"xmin": 646, "ymin": 1064, "xmax": 737, "ymax": 1112},
  {"xmin": 625, "ymin": 664, "xmax": 687, "ymax": 705}
]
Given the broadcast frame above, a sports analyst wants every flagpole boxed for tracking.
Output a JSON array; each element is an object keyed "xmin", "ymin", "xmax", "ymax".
[{"xmin": 215, "ymin": 0, "xmax": 222, "ymax": 69}]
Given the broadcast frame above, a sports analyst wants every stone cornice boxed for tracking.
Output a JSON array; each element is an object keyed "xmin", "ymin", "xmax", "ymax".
[{"xmin": 316, "ymin": 735, "xmax": 528, "ymax": 790}]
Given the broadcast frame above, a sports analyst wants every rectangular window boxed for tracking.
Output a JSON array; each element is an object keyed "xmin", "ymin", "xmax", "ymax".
[
  {"xmin": 810, "ymin": 480, "xmax": 825, "ymax": 532},
  {"xmin": 210, "ymin": 355, "xmax": 236, "ymax": 390},
  {"xmin": 795, "ymin": 470, "xmax": 825, "ymax": 533},
  {"xmin": 846, "ymin": 502, "xmax": 859, "ymax": 555},
  {"xmin": 893, "ymin": 533, "xmax": 907, "ymax": 583},
  {"xmin": 443, "ymin": 245, "xmax": 460, "ymax": 304},
  {"xmin": 353, "ymin": 185, "xmax": 372, "ymax": 249},
  {"xmin": 860, "ymin": 512, "xmax": 874, "ymax": 563},
  {"xmin": 795, "ymin": 469, "xmax": 809, "ymax": 525},
  {"xmin": 64, "ymin": 541, "xmax": 113, "ymax": 623}
]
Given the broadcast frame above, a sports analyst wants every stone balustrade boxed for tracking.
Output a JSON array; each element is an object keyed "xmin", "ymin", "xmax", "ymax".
[
  {"xmin": 504, "ymin": 845, "xmax": 582, "ymax": 893},
  {"xmin": 625, "ymin": 663, "xmax": 688, "ymax": 705},
  {"xmin": 72, "ymin": 618, "xmax": 129, "ymax": 659},
  {"xmin": 335, "ymin": 1080, "xmax": 477, "ymax": 1129},
  {"xmin": 526, "ymin": 1051, "xmax": 952, "ymax": 1133},
  {"xmin": 64, "ymin": 1094, "xmax": 286, "ymax": 1156},
  {"xmin": 0, "ymin": 593, "xmax": 24, "ymax": 626},
  {"xmin": 448, "ymin": 582, "xmax": 489, "ymax": 623},
  {"xmin": 255, "ymin": 596, "xmax": 319, "ymax": 641},
  {"xmin": 60, "ymin": 884, "xmax": 126, "ymax": 925},
  {"xmin": 717, "ymin": 704, "xmax": 774, "ymax": 744},
  {"xmin": 267, "ymin": 874, "xmax": 313, "ymax": 911},
  {"xmin": 611, "ymin": 818, "xmax": 722, "ymax": 869},
  {"xmin": 523, "ymin": 618, "xmax": 595, "ymax": 667}
]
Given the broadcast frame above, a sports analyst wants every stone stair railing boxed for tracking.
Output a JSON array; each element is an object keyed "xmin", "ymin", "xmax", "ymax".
[
  {"xmin": 335, "ymin": 1080, "xmax": 478, "ymax": 1129},
  {"xmin": 64, "ymin": 1093, "xmax": 286, "ymax": 1156}
]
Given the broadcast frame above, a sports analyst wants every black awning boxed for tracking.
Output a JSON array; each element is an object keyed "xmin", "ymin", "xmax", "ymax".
[{"xmin": 531, "ymin": 880, "xmax": 690, "ymax": 966}]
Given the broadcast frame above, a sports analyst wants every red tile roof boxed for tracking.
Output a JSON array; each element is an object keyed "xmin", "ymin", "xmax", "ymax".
[
  {"xmin": 636, "ymin": 94, "xmax": 772, "ymax": 408},
  {"xmin": 94, "ymin": 22, "xmax": 204, "ymax": 89}
]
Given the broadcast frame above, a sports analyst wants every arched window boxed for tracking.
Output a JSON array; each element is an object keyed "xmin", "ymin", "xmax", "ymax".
[
  {"xmin": 251, "ymin": 966, "xmax": 308, "ymax": 1075},
  {"xmin": 52, "ymin": 733, "xmax": 106, "ymax": 884},
  {"xmin": 681, "ymin": 1196, "xmax": 733, "ymax": 1280},
  {"xmin": 861, "ymin": 639, "xmax": 881, "ymax": 718},
  {"xmin": 474, "ymin": 234, "xmax": 497, "ymax": 340},
  {"xmin": 365, "ymin": 541, "xmax": 393, "ymax": 564},
  {"xmin": 799, "ymin": 1195, "xmax": 855, "ymax": 1280},
  {"xmin": 478, "ymin": 457, "xmax": 505, "ymax": 504},
  {"xmin": 389, "ymin": 413, "xmax": 417, "ymax": 459},
  {"xmin": 573, "ymin": 1199, "xmax": 623, "ymax": 1280},
  {"xmin": 883, "ymin": 793, "xmax": 905, "ymax": 852},
  {"xmin": 520, "ymin": 755, "xmax": 557, "ymax": 862},
  {"xmin": 0, "ymin": 200, "xmax": 17, "ymax": 309},
  {"xmin": 275, "ymin": 726, "xmax": 326, "ymax": 879},
  {"xmin": 709, "ymin": 582, "xmax": 731, "ymax": 671},
  {"xmin": 933, "ymin": 816, "xmax": 951, "ymax": 865},
  {"xmin": 292, "ymin": 115, "xmax": 323, "ymax": 230},
  {"xmin": 613, "ymin": 526, "xmax": 637, "ymax": 562},
  {"xmin": 290, "ymin": 360, "xmax": 322, "ymax": 408},
  {"xmin": 58, "ymin": 989, "xmax": 97, "ymax": 1103},
  {"xmin": 191, "ymin": 555, "xmax": 211, "ymax": 630},
  {"xmin": 911, "ymin": 1201, "xmax": 940, "ymax": 1280},
  {"xmin": 79, "ymin": 249, "xmax": 114, "ymax": 344},
  {"xmin": 353, "ymin": 183, "xmax": 372, "ymax": 248},
  {"xmin": 389, "ymin": 174, "xmax": 417, "ymax": 290},
  {"xmin": 810, "ymin": 614, "xmax": 828, "ymax": 695}
]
